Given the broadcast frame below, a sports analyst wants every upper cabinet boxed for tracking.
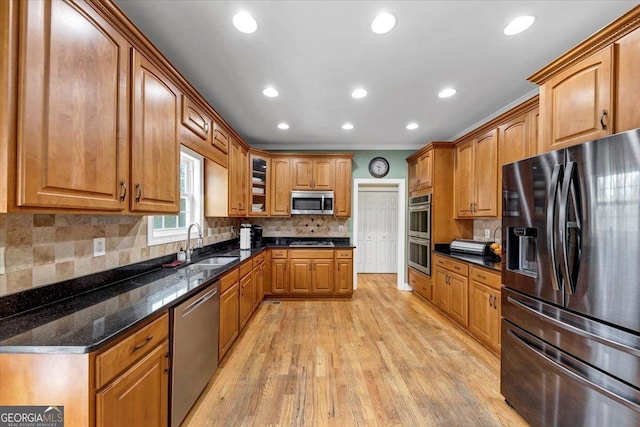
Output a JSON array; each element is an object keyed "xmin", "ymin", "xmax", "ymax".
[
  {"xmin": 408, "ymin": 151, "xmax": 432, "ymax": 193},
  {"xmin": 455, "ymin": 129, "xmax": 498, "ymax": 218},
  {"xmin": 539, "ymin": 46, "xmax": 614, "ymax": 152},
  {"xmin": 530, "ymin": 6, "xmax": 640, "ymax": 153},
  {"xmin": 334, "ymin": 157, "xmax": 352, "ymax": 218},
  {"xmin": 180, "ymin": 95, "xmax": 228, "ymax": 168},
  {"xmin": 248, "ymin": 151, "xmax": 269, "ymax": 216},
  {"xmin": 14, "ymin": 0, "xmax": 129, "ymax": 211},
  {"xmin": 291, "ymin": 158, "xmax": 335, "ymax": 190},
  {"xmin": 130, "ymin": 51, "xmax": 180, "ymax": 213},
  {"xmin": 228, "ymin": 138, "xmax": 248, "ymax": 216},
  {"xmin": 270, "ymin": 157, "xmax": 290, "ymax": 217}
]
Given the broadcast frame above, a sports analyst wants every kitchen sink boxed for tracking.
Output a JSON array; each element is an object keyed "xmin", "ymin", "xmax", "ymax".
[{"xmin": 192, "ymin": 256, "xmax": 238, "ymax": 268}]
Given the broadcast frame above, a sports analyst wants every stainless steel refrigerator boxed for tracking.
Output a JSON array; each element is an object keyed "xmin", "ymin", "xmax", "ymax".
[{"xmin": 501, "ymin": 128, "xmax": 640, "ymax": 427}]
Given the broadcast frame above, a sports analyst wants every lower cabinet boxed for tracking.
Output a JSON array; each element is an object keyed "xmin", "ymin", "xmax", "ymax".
[
  {"xmin": 238, "ymin": 261, "xmax": 254, "ymax": 330},
  {"xmin": 289, "ymin": 250, "xmax": 335, "ymax": 295},
  {"xmin": 408, "ymin": 267, "xmax": 431, "ymax": 301},
  {"xmin": 335, "ymin": 249, "xmax": 353, "ymax": 296},
  {"xmin": 96, "ymin": 342, "xmax": 169, "ymax": 427},
  {"xmin": 433, "ymin": 256, "xmax": 469, "ymax": 327},
  {"xmin": 218, "ymin": 268, "xmax": 240, "ymax": 361},
  {"xmin": 269, "ymin": 249, "xmax": 289, "ymax": 294},
  {"xmin": 468, "ymin": 266, "xmax": 501, "ymax": 353}
]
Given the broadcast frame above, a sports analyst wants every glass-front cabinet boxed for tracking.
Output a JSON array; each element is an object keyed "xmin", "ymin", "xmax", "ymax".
[{"xmin": 249, "ymin": 152, "xmax": 269, "ymax": 216}]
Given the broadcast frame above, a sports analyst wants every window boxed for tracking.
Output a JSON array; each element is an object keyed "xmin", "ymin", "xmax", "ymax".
[{"xmin": 148, "ymin": 146, "xmax": 204, "ymax": 246}]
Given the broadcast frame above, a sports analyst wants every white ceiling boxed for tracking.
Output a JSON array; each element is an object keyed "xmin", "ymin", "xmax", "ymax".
[{"xmin": 114, "ymin": 1, "xmax": 637, "ymax": 151}]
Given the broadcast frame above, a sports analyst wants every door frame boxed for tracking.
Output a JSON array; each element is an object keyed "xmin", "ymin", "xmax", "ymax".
[{"xmin": 353, "ymin": 178, "xmax": 409, "ymax": 291}]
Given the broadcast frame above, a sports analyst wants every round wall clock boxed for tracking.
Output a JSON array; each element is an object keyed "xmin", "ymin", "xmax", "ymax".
[{"xmin": 368, "ymin": 157, "xmax": 390, "ymax": 178}]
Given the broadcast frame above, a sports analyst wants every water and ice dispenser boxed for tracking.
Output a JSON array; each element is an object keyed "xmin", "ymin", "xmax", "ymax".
[{"xmin": 506, "ymin": 227, "xmax": 538, "ymax": 277}]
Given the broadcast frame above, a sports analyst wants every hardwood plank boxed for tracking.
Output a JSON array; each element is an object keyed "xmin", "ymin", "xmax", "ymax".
[{"xmin": 184, "ymin": 274, "xmax": 527, "ymax": 426}]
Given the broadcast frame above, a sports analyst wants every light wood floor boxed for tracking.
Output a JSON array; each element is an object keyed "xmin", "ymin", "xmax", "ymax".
[{"xmin": 184, "ymin": 274, "xmax": 528, "ymax": 426}]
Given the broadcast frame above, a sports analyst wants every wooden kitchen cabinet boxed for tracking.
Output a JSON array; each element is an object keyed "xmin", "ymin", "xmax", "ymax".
[
  {"xmin": 269, "ymin": 249, "xmax": 289, "ymax": 294},
  {"xmin": 14, "ymin": 0, "xmax": 130, "ymax": 211},
  {"xmin": 130, "ymin": 50, "xmax": 180, "ymax": 213},
  {"xmin": 212, "ymin": 122, "xmax": 230, "ymax": 154},
  {"xmin": 335, "ymin": 249, "xmax": 353, "ymax": 296},
  {"xmin": 455, "ymin": 129, "xmax": 498, "ymax": 218},
  {"xmin": 334, "ymin": 157, "xmax": 352, "ymax": 218},
  {"xmin": 539, "ymin": 46, "xmax": 614, "ymax": 152},
  {"xmin": 229, "ymin": 138, "xmax": 248, "ymax": 216},
  {"xmin": 96, "ymin": 341, "xmax": 169, "ymax": 427},
  {"xmin": 432, "ymin": 255, "xmax": 469, "ymax": 327},
  {"xmin": 249, "ymin": 151, "xmax": 269, "ymax": 216},
  {"xmin": 238, "ymin": 261, "xmax": 254, "ymax": 329},
  {"xmin": 615, "ymin": 27, "xmax": 640, "ymax": 133},
  {"xmin": 291, "ymin": 158, "xmax": 335, "ymax": 190},
  {"xmin": 253, "ymin": 252, "xmax": 266, "ymax": 307},
  {"xmin": 468, "ymin": 266, "xmax": 501, "ymax": 354},
  {"xmin": 408, "ymin": 150, "xmax": 433, "ymax": 193},
  {"xmin": 270, "ymin": 157, "xmax": 291, "ymax": 216},
  {"xmin": 289, "ymin": 250, "xmax": 334, "ymax": 295},
  {"xmin": 218, "ymin": 269, "xmax": 239, "ymax": 361},
  {"xmin": 180, "ymin": 95, "xmax": 227, "ymax": 168},
  {"xmin": 408, "ymin": 267, "xmax": 431, "ymax": 301}
]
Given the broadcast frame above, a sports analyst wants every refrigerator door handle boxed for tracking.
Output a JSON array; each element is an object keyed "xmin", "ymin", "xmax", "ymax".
[
  {"xmin": 507, "ymin": 295, "xmax": 640, "ymax": 357},
  {"xmin": 546, "ymin": 164, "xmax": 563, "ymax": 291},
  {"xmin": 507, "ymin": 328, "xmax": 640, "ymax": 413},
  {"xmin": 559, "ymin": 161, "xmax": 576, "ymax": 294}
]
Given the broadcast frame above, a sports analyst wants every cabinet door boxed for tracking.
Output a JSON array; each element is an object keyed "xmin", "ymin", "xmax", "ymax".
[
  {"xmin": 270, "ymin": 259, "xmax": 288, "ymax": 294},
  {"xmin": 96, "ymin": 342, "xmax": 169, "ymax": 427},
  {"xmin": 229, "ymin": 140, "xmax": 248, "ymax": 216},
  {"xmin": 131, "ymin": 51, "xmax": 180, "ymax": 213},
  {"xmin": 432, "ymin": 267, "xmax": 450, "ymax": 312},
  {"xmin": 419, "ymin": 151, "xmax": 433, "ymax": 189},
  {"xmin": 212, "ymin": 122, "xmax": 229, "ymax": 154},
  {"xmin": 270, "ymin": 158, "xmax": 291, "ymax": 216},
  {"xmin": 448, "ymin": 271, "xmax": 469, "ymax": 327},
  {"xmin": 468, "ymin": 281, "xmax": 500, "ymax": 353},
  {"xmin": 455, "ymin": 141, "xmax": 474, "ymax": 218},
  {"xmin": 311, "ymin": 260, "xmax": 334, "ymax": 294},
  {"xmin": 615, "ymin": 28, "xmax": 640, "ymax": 133},
  {"xmin": 409, "ymin": 268, "xmax": 431, "ymax": 301},
  {"xmin": 408, "ymin": 160, "xmax": 419, "ymax": 193},
  {"xmin": 219, "ymin": 282, "xmax": 239, "ymax": 360},
  {"xmin": 249, "ymin": 152, "xmax": 269, "ymax": 216},
  {"xmin": 291, "ymin": 158, "xmax": 313, "ymax": 190},
  {"xmin": 335, "ymin": 259, "xmax": 353, "ymax": 295},
  {"xmin": 254, "ymin": 265, "xmax": 264, "ymax": 308},
  {"xmin": 313, "ymin": 158, "xmax": 335, "ymax": 190},
  {"xmin": 181, "ymin": 95, "xmax": 212, "ymax": 145},
  {"xmin": 17, "ymin": 0, "xmax": 128, "ymax": 211},
  {"xmin": 334, "ymin": 158, "xmax": 352, "ymax": 218},
  {"xmin": 239, "ymin": 273, "xmax": 253, "ymax": 329},
  {"xmin": 473, "ymin": 129, "xmax": 498, "ymax": 217},
  {"xmin": 498, "ymin": 115, "xmax": 529, "ymax": 215},
  {"xmin": 540, "ymin": 46, "xmax": 613, "ymax": 152},
  {"xmin": 289, "ymin": 259, "xmax": 311, "ymax": 294}
]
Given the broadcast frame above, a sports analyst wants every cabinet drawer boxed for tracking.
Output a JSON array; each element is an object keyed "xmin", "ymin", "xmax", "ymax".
[
  {"xmin": 289, "ymin": 249, "xmax": 334, "ymax": 259},
  {"xmin": 239, "ymin": 260, "xmax": 252, "ymax": 278},
  {"xmin": 271, "ymin": 249, "xmax": 288, "ymax": 259},
  {"xmin": 253, "ymin": 252, "xmax": 266, "ymax": 267},
  {"xmin": 409, "ymin": 268, "xmax": 432, "ymax": 300},
  {"xmin": 96, "ymin": 313, "xmax": 169, "ymax": 389},
  {"xmin": 470, "ymin": 266, "xmax": 501, "ymax": 290},
  {"xmin": 434, "ymin": 255, "xmax": 468, "ymax": 276},
  {"xmin": 335, "ymin": 249, "xmax": 353, "ymax": 259},
  {"xmin": 220, "ymin": 268, "xmax": 239, "ymax": 293}
]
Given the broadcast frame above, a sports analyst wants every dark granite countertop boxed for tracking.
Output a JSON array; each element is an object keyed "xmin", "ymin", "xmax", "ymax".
[
  {"xmin": 0, "ymin": 237, "xmax": 354, "ymax": 354},
  {"xmin": 433, "ymin": 243, "xmax": 502, "ymax": 272}
]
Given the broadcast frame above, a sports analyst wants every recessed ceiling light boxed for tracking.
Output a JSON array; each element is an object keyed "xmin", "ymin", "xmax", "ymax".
[
  {"xmin": 342, "ymin": 123, "xmax": 354, "ymax": 130},
  {"xmin": 277, "ymin": 123, "xmax": 289, "ymax": 130},
  {"xmin": 438, "ymin": 88, "xmax": 457, "ymax": 98},
  {"xmin": 371, "ymin": 12, "xmax": 396, "ymax": 34},
  {"xmin": 233, "ymin": 12, "xmax": 257, "ymax": 34},
  {"xmin": 406, "ymin": 123, "xmax": 419, "ymax": 130},
  {"xmin": 504, "ymin": 15, "xmax": 535, "ymax": 36},
  {"xmin": 351, "ymin": 88, "xmax": 367, "ymax": 99},
  {"xmin": 263, "ymin": 87, "xmax": 279, "ymax": 98}
]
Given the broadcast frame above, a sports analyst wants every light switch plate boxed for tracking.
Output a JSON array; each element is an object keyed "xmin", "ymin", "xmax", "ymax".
[
  {"xmin": 484, "ymin": 229, "xmax": 491, "ymax": 239},
  {"xmin": 339, "ymin": 225, "xmax": 344, "ymax": 232},
  {"xmin": 0, "ymin": 246, "xmax": 5, "ymax": 275},
  {"xmin": 93, "ymin": 237, "xmax": 106, "ymax": 257}
]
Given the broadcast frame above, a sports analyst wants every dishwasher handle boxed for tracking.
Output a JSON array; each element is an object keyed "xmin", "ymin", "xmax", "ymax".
[{"xmin": 182, "ymin": 287, "xmax": 218, "ymax": 318}]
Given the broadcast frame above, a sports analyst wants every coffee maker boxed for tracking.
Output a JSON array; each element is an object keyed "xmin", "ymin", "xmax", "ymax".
[{"xmin": 250, "ymin": 225, "xmax": 263, "ymax": 247}]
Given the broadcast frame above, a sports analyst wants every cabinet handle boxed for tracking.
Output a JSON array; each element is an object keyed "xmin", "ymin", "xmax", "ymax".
[
  {"xmin": 204, "ymin": 122, "xmax": 210, "ymax": 133},
  {"xmin": 132, "ymin": 336, "xmax": 153, "ymax": 352},
  {"xmin": 119, "ymin": 180, "xmax": 127, "ymax": 201},
  {"xmin": 477, "ymin": 274, "xmax": 486, "ymax": 280},
  {"xmin": 135, "ymin": 184, "xmax": 142, "ymax": 202},
  {"xmin": 600, "ymin": 109, "xmax": 607, "ymax": 130},
  {"xmin": 488, "ymin": 296, "xmax": 493, "ymax": 309}
]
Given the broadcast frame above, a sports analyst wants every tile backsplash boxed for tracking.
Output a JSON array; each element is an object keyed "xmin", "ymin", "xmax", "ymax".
[
  {"xmin": 0, "ymin": 214, "xmax": 241, "ymax": 297},
  {"xmin": 0, "ymin": 213, "xmax": 349, "ymax": 297},
  {"xmin": 473, "ymin": 219, "xmax": 502, "ymax": 242}
]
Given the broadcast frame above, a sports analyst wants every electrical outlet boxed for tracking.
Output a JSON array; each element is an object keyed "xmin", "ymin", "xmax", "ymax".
[
  {"xmin": 93, "ymin": 237, "xmax": 106, "ymax": 257},
  {"xmin": 484, "ymin": 229, "xmax": 491, "ymax": 239},
  {"xmin": 339, "ymin": 225, "xmax": 344, "ymax": 232},
  {"xmin": 0, "ymin": 246, "xmax": 5, "ymax": 275},
  {"xmin": 208, "ymin": 227, "xmax": 212, "ymax": 237}
]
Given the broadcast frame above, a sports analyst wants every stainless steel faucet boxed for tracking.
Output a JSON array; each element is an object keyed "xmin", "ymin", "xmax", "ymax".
[{"xmin": 185, "ymin": 223, "xmax": 203, "ymax": 262}]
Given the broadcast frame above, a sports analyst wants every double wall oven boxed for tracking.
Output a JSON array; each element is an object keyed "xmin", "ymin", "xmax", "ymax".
[{"xmin": 408, "ymin": 194, "xmax": 431, "ymax": 275}]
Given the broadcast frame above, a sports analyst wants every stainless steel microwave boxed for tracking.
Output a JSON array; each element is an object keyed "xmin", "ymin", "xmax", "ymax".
[{"xmin": 291, "ymin": 191, "xmax": 334, "ymax": 215}]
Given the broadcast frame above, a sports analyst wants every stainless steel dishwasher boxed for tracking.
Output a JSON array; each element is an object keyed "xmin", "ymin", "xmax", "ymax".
[{"xmin": 171, "ymin": 280, "xmax": 220, "ymax": 427}]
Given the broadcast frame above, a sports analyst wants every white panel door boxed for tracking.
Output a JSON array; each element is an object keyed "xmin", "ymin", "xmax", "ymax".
[{"xmin": 358, "ymin": 189, "xmax": 398, "ymax": 273}]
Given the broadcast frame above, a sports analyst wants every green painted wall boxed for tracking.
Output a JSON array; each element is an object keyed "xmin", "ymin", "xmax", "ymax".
[{"xmin": 351, "ymin": 150, "xmax": 415, "ymax": 180}]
